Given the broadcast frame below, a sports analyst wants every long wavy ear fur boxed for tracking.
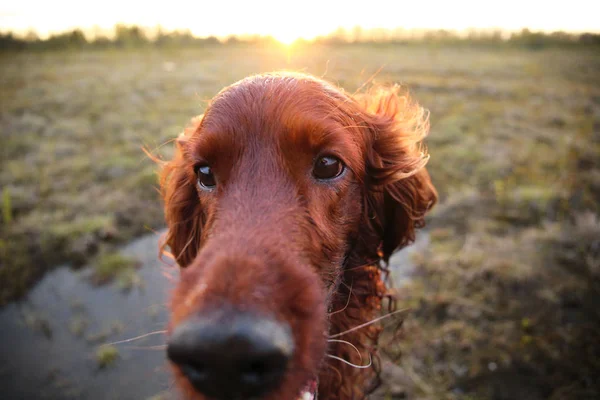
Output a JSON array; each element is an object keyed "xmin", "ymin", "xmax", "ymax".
[
  {"xmin": 318, "ymin": 87, "xmax": 437, "ymax": 400},
  {"xmin": 356, "ymin": 86, "xmax": 437, "ymax": 262},
  {"xmin": 160, "ymin": 115, "xmax": 204, "ymax": 267}
]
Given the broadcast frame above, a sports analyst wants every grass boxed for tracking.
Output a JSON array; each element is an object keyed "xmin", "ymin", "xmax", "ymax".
[
  {"xmin": 91, "ymin": 252, "xmax": 140, "ymax": 289},
  {"xmin": 383, "ymin": 214, "xmax": 600, "ymax": 399},
  {"xmin": 0, "ymin": 43, "xmax": 599, "ymax": 398},
  {"xmin": 68, "ymin": 315, "xmax": 89, "ymax": 338},
  {"xmin": 95, "ymin": 345, "xmax": 119, "ymax": 369},
  {"xmin": 2, "ymin": 188, "xmax": 12, "ymax": 224}
]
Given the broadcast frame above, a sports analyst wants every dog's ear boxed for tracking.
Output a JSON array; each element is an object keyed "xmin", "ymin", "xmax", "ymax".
[
  {"xmin": 160, "ymin": 115, "xmax": 204, "ymax": 267},
  {"xmin": 356, "ymin": 87, "xmax": 437, "ymax": 262}
]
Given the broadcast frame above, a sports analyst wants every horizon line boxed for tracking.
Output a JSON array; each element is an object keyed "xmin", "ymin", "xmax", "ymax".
[{"xmin": 3, "ymin": 24, "xmax": 599, "ymax": 41}]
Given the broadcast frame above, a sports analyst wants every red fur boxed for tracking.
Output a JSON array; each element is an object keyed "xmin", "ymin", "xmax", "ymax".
[{"xmin": 159, "ymin": 72, "xmax": 437, "ymax": 399}]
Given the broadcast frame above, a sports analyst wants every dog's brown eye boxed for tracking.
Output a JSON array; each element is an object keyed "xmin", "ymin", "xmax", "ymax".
[
  {"xmin": 313, "ymin": 156, "xmax": 344, "ymax": 180},
  {"xmin": 196, "ymin": 165, "xmax": 216, "ymax": 190}
]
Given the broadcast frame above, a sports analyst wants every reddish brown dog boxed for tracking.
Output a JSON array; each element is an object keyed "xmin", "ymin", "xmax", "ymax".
[{"xmin": 160, "ymin": 72, "xmax": 436, "ymax": 400}]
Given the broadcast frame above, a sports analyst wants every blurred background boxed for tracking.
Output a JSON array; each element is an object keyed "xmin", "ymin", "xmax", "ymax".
[{"xmin": 1, "ymin": 1, "xmax": 599, "ymax": 399}]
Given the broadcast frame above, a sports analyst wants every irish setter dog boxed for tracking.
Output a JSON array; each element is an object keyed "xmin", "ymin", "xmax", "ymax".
[{"xmin": 160, "ymin": 72, "xmax": 436, "ymax": 400}]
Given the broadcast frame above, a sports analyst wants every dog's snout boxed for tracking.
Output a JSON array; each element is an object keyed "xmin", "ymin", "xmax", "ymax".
[{"xmin": 167, "ymin": 312, "xmax": 294, "ymax": 399}]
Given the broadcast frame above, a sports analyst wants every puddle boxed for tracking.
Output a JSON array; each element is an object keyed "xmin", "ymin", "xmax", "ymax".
[
  {"xmin": 388, "ymin": 231, "xmax": 430, "ymax": 288},
  {"xmin": 0, "ymin": 233, "xmax": 175, "ymax": 400},
  {"xmin": 0, "ymin": 231, "xmax": 427, "ymax": 399}
]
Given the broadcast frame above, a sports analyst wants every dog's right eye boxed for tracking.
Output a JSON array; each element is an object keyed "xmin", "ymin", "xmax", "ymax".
[
  {"xmin": 195, "ymin": 165, "xmax": 216, "ymax": 190},
  {"xmin": 313, "ymin": 156, "xmax": 344, "ymax": 180}
]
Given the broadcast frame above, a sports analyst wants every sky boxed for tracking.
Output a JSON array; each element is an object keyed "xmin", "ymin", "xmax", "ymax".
[{"xmin": 1, "ymin": 0, "xmax": 599, "ymax": 41}]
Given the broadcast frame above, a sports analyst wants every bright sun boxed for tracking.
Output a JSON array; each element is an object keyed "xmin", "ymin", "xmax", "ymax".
[
  {"xmin": 269, "ymin": 24, "xmax": 326, "ymax": 46},
  {"xmin": 272, "ymin": 32, "xmax": 302, "ymax": 45}
]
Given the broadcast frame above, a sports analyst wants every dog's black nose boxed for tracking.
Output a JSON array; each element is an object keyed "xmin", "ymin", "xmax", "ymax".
[{"xmin": 167, "ymin": 312, "xmax": 293, "ymax": 399}]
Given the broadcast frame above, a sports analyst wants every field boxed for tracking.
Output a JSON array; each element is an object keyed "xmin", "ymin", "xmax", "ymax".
[{"xmin": 1, "ymin": 44, "xmax": 599, "ymax": 399}]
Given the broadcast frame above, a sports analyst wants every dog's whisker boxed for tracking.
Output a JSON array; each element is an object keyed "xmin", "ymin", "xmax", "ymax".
[
  {"xmin": 328, "ymin": 282, "xmax": 353, "ymax": 316},
  {"xmin": 104, "ymin": 330, "xmax": 167, "ymax": 346},
  {"xmin": 123, "ymin": 345, "xmax": 167, "ymax": 351},
  {"xmin": 327, "ymin": 339, "xmax": 362, "ymax": 361},
  {"xmin": 326, "ymin": 354, "xmax": 372, "ymax": 369},
  {"xmin": 328, "ymin": 308, "xmax": 410, "ymax": 338}
]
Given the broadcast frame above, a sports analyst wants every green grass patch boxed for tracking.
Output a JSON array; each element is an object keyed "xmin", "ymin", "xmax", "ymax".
[
  {"xmin": 91, "ymin": 252, "xmax": 139, "ymax": 285},
  {"xmin": 95, "ymin": 345, "xmax": 119, "ymax": 369}
]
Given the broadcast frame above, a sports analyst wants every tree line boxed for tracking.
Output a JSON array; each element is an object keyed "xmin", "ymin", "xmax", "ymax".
[{"xmin": 1, "ymin": 24, "xmax": 599, "ymax": 51}]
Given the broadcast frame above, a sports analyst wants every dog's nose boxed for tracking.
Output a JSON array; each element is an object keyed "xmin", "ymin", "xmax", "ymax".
[{"xmin": 167, "ymin": 312, "xmax": 294, "ymax": 399}]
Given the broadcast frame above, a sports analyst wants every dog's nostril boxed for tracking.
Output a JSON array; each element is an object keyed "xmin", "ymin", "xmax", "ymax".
[
  {"xmin": 167, "ymin": 312, "xmax": 293, "ymax": 399},
  {"xmin": 249, "ymin": 360, "xmax": 267, "ymax": 375}
]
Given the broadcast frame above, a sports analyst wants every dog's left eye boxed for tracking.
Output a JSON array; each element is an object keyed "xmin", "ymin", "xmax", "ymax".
[{"xmin": 313, "ymin": 156, "xmax": 344, "ymax": 180}]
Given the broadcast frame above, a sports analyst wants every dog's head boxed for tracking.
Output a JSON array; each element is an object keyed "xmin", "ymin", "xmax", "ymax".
[{"xmin": 160, "ymin": 72, "xmax": 436, "ymax": 400}]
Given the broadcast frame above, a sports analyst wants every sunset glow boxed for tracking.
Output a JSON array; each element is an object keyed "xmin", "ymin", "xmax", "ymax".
[
  {"xmin": 272, "ymin": 32, "xmax": 301, "ymax": 46},
  {"xmin": 1, "ymin": 0, "xmax": 598, "ymax": 39}
]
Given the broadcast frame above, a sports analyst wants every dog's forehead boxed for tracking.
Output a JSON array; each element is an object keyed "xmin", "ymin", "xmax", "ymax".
[
  {"xmin": 200, "ymin": 74, "xmax": 358, "ymax": 147},
  {"xmin": 206, "ymin": 74, "xmax": 344, "ymax": 126}
]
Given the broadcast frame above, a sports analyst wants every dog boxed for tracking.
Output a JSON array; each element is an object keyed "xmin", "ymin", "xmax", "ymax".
[{"xmin": 159, "ymin": 72, "xmax": 436, "ymax": 400}]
